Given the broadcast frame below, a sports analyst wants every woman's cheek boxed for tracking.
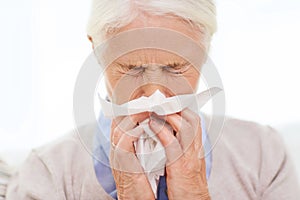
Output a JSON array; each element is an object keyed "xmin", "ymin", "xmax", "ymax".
[
  {"xmin": 106, "ymin": 74, "xmax": 144, "ymax": 104},
  {"xmin": 183, "ymin": 70, "xmax": 200, "ymax": 91}
]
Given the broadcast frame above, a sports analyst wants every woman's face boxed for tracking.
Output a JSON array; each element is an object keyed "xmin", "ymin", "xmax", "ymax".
[{"xmin": 103, "ymin": 13, "xmax": 206, "ymax": 104}]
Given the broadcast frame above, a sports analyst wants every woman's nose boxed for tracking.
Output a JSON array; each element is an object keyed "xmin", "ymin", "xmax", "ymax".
[
  {"xmin": 139, "ymin": 84, "xmax": 173, "ymax": 98},
  {"xmin": 142, "ymin": 65, "xmax": 163, "ymax": 83}
]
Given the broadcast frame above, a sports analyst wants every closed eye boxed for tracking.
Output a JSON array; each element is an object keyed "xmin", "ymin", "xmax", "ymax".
[
  {"xmin": 115, "ymin": 62, "xmax": 146, "ymax": 76},
  {"xmin": 162, "ymin": 61, "xmax": 191, "ymax": 74}
]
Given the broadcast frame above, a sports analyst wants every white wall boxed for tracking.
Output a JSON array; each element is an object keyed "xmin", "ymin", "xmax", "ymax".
[
  {"xmin": 212, "ymin": 0, "xmax": 300, "ymax": 125},
  {"xmin": 0, "ymin": 0, "xmax": 92, "ymax": 150}
]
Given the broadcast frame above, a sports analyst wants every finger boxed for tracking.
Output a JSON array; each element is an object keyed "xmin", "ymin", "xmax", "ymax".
[
  {"xmin": 111, "ymin": 147, "xmax": 144, "ymax": 173},
  {"xmin": 165, "ymin": 114, "xmax": 196, "ymax": 152},
  {"xmin": 165, "ymin": 113, "xmax": 183, "ymax": 132},
  {"xmin": 149, "ymin": 118, "xmax": 183, "ymax": 164},
  {"xmin": 112, "ymin": 111, "xmax": 149, "ymax": 125},
  {"xmin": 111, "ymin": 112, "xmax": 149, "ymax": 145},
  {"xmin": 110, "ymin": 126, "xmax": 145, "ymax": 173},
  {"xmin": 181, "ymin": 109, "xmax": 203, "ymax": 157},
  {"xmin": 181, "ymin": 108, "xmax": 201, "ymax": 131},
  {"xmin": 117, "ymin": 126, "xmax": 144, "ymax": 152},
  {"xmin": 116, "ymin": 112, "xmax": 149, "ymax": 132},
  {"xmin": 110, "ymin": 119, "xmax": 122, "ymax": 145}
]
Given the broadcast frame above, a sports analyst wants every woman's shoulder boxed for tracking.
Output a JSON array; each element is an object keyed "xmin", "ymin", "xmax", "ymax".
[
  {"xmin": 226, "ymin": 116, "xmax": 280, "ymax": 139},
  {"xmin": 202, "ymin": 114, "xmax": 284, "ymax": 153},
  {"xmin": 207, "ymin": 115, "xmax": 300, "ymax": 199},
  {"xmin": 207, "ymin": 114, "xmax": 287, "ymax": 164},
  {"xmin": 33, "ymin": 123, "xmax": 96, "ymax": 163},
  {"xmin": 6, "ymin": 123, "xmax": 110, "ymax": 200},
  {"xmin": 28, "ymin": 123, "xmax": 99, "ymax": 183}
]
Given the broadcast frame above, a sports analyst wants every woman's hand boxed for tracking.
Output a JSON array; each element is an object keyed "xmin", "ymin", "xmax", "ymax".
[
  {"xmin": 110, "ymin": 112, "xmax": 155, "ymax": 200},
  {"xmin": 149, "ymin": 108, "xmax": 210, "ymax": 200}
]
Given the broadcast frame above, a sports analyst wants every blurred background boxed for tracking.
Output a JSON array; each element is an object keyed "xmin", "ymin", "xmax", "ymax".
[{"xmin": 0, "ymin": 0, "xmax": 299, "ymax": 178}]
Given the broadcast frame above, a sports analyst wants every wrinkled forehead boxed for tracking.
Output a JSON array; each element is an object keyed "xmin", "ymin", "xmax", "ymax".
[{"xmin": 94, "ymin": 27, "xmax": 207, "ymax": 69}]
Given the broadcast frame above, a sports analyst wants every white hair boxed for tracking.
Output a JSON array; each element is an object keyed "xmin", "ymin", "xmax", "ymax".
[{"xmin": 86, "ymin": 0, "xmax": 217, "ymax": 49}]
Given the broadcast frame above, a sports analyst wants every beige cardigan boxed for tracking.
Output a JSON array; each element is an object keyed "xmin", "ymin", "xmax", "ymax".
[{"xmin": 5, "ymin": 116, "xmax": 300, "ymax": 199}]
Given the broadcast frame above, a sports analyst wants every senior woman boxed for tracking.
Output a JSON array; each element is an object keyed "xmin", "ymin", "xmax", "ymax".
[{"xmin": 6, "ymin": 0, "xmax": 300, "ymax": 200}]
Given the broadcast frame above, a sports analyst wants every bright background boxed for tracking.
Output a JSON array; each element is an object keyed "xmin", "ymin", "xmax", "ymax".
[{"xmin": 0, "ymin": 0, "xmax": 299, "ymax": 177}]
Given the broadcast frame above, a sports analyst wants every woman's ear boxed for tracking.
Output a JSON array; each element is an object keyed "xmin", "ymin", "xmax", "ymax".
[{"xmin": 87, "ymin": 35, "xmax": 94, "ymax": 49}]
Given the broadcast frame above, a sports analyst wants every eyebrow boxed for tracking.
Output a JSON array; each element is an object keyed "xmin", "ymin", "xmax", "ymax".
[
  {"xmin": 165, "ymin": 61, "xmax": 189, "ymax": 68},
  {"xmin": 115, "ymin": 61, "xmax": 189, "ymax": 69},
  {"xmin": 115, "ymin": 62, "xmax": 141, "ymax": 69}
]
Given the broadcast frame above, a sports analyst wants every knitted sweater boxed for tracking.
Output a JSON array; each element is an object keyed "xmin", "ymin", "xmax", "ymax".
[{"xmin": 6, "ymin": 116, "xmax": 300, "ymax": 200}]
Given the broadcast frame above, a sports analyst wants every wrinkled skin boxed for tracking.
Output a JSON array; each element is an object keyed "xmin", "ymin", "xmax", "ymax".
[
  {"xmin": 109, "ymin": 109, "xmax": 210, "ymax": 200},
  {"xmin": 110, "ymin": 112, "xmax": 155, "ymax": 200},
  {"xmin": 149, "ymin": 109, "xmax": 210, "ymax": 200}
]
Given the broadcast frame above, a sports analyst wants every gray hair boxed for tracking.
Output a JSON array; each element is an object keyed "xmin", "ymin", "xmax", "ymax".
[{"xmin": 87, "ymin": 0, "xmax": 217, "ymax": 49}]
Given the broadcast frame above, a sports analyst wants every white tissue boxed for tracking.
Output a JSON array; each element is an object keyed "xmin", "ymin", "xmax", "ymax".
[
  {"xmin": 100, "ymin": 87, "xmax": 221, "ymax": 117},
  {"xmin": 99, "ymin": 87, "xmax": 221, "ymax": 197}
]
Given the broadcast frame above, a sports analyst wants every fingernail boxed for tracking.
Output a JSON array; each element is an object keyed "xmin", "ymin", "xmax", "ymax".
[
  {"xmin": 151, "ymin": 112, "xmax": 166, "ymax": 121},
  {"xmin": 149, "ymin": 118, "xmax": 161, "ymax": 132}
]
